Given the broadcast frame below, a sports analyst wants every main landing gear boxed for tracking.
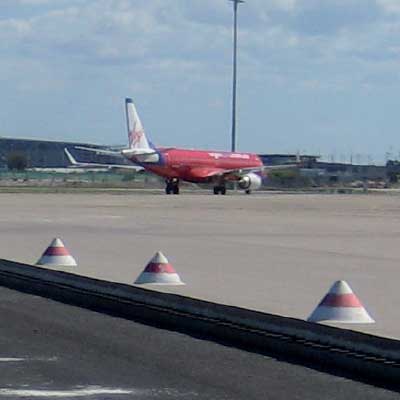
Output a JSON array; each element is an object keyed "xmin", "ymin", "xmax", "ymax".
[
  {"xmin": 165, "ymin": 178, "xmax": 180, "ymax": 195},
  {"xmin": 213, "ymin": 185, "xmax": 226, "ymax": 195}
]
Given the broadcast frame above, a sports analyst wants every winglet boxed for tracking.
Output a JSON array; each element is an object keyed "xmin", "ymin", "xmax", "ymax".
[{"xmin": 64, "ymin": 148, "xmax": 78, "ymax": 165}]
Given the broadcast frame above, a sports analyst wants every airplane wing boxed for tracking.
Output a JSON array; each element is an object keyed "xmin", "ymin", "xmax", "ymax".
[
  {"xmin": 76, "ymin": 146, "xmax": 158, "ymax": 158},
  {"xmin": 105, "ymin": 164, "xmax": 142, "ymax": 170},
  {"xmin": 222, "ymin": 164, "xmax": 299, "ymax": 177},
  {"xmin": 188, "ymin": 167, "xmax": 227, "ymax": 179},
  {"xmin": 263, "ymin": 164, "xmax": 299, "ymax": 171},
  {"xmin": 189, "ymin": 164, "xmax": 299, "ymax": 181},
  {"xmin": 74, "ymin": 146, "xmax": 122, "ymax": 156},
  {"xmin": 65, "ymin": 148, "xmax": 141, "ymax": 171}
]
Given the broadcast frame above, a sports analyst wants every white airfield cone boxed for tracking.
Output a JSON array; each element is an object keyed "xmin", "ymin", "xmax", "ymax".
[
  {"xmin": 134, "ymin": 251, "xmax": 184, "ymax": 285},
  {"xmin": 36, "ymin": 238, "xmax": 77, "ymax": 267},
  {"xmin": 308, "ymin": 280, "xmax": 374, "ymax": 324}
]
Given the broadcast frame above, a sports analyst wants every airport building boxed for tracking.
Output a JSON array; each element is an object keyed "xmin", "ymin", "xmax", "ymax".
[
  {"xmin": 0, "ymin": 137, "xmax": 130, "ymax": 169},
  {"xmin": 259, "ymin": 154, "xmax": 317, "ymax": 167},
  {"xmin": 310, "ymin": 161, "xmax": 387, "ymax": 185},
  {"xmin": 259, "ymin": 153, "xmax": 388, "ymax": 187}
]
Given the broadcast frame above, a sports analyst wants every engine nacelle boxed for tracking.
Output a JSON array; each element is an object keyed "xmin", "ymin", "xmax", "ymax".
[{"xmin": 238, "ymin": 172, "xmax": 262, "ymax": 191}]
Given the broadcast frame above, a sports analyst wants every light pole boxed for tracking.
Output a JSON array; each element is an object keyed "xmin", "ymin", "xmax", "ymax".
[{"xmin": 229, "ymin": 0, "xmax": 244, "ymax": 153}]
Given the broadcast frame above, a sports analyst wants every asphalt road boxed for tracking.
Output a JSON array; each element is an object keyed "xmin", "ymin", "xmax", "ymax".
[
  {"xmin": 0, "ymin": 287, "xmax": 397, "ymax": 399},
  {"xmin": 1, "ymin": 192, "xmax": 400, "ymax": 339}
]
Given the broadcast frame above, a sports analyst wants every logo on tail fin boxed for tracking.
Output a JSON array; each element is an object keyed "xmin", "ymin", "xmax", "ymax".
[{"xmin": 131, "ymin": 130, "xmax": 144, "ymax": 147}]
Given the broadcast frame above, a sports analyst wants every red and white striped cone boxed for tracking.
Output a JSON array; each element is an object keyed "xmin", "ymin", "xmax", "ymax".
[
  {"xmin": 134, "ymin": 251, "xmax": 184, "ymax": 285},
  {"xmin": 36, "ymin": 238, "xmax": 77, "ymax": 267},
  {"xmin": 308, "ymin": 280, "xmax": 374, "ymax": 324}
]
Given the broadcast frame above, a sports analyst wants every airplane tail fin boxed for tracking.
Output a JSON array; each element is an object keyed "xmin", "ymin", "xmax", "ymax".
[{"xmin": 125, "ymin": 98, "xmax": 153, "ymax": 151}]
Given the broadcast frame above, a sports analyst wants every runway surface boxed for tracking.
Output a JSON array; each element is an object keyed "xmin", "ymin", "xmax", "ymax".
[
  {"xmin": 0, "ymin": 191, "xmax": 400, "ymax": 339},
  {"xmin": 0, "ymin": 286, "xmax": 397, "ymax": 399}
]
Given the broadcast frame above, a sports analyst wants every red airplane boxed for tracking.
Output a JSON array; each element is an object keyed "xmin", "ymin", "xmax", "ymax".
[{"xmin": 78, "ymin": 98, "xmax": 293, "ymax": 195}]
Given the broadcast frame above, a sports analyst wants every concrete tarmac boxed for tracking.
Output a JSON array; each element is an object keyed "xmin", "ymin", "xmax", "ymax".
[
  {"xmin": 0, "ymin": 191, "xmax": 400, "ymax": 338},
  {"xmin": 0, "ymin": 286, "xmax": 398, "ymax": 399}
]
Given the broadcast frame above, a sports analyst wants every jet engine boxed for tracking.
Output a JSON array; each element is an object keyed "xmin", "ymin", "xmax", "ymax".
[{"xmin": 238, "ymin": 172, "xmax": 262, "ymax": 191}]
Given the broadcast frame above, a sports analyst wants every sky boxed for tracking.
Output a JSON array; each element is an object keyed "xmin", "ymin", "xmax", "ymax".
[{"xmin": 1, "ymin": 0, "xmax": 400, "ymax": 163}]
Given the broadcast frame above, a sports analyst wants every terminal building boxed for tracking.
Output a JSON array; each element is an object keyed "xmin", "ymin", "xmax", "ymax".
[
  {"xmin": 259, "ymin": 153, "xmax": 388, "ymax": 186},
  {"xmin": 0, "ymin": 137, "xmax": 130, "ymax": 169},
  {"xmin": 259, "ymin": 153, "xmax": 317, "ymax": 166},
  {"xmin": 310, "ymin": 161, "xmax": 387, "ymax": 185}
]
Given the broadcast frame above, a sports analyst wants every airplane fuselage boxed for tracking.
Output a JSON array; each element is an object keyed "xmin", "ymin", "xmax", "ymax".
[{"xmin": 128, "ymin": 147, "xmax": 263, "ymax": 183}]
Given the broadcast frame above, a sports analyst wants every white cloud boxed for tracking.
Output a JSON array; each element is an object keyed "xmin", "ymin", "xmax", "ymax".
[
  {"xmin": 376, "ymin": 0, "xmax": 400, "ymax": 14},
  {"xmin": 17, "ymin": 0, "xmax": 53, "ymax": 4},
  {"xmin": 2, "ymin": 0, "xmax": 400, "ymax": 156},
  {"xmin": 0, "ymin": 18, "xmax": 32, "ymax": 36},
  {"xmin": 0, "ymin": 0, "xmax": 396, "ymax": 86},
  {"xmin": 250, "ymin": 0, "xmax": 298, "ymax": 12}
]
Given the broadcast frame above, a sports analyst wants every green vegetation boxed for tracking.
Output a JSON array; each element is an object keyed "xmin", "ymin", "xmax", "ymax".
[
  {"xmin": 0, "ymin": 170, "xmax": 163, "ymax": 193},
  {"xmin": 121, "ymin": 173, "xmax": 137, "ymax": 182}
]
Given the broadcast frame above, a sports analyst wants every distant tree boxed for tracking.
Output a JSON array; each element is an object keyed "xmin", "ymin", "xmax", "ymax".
[{"xmin": 7, "ymin": 152, "xmax": 28, "ymax": 171}]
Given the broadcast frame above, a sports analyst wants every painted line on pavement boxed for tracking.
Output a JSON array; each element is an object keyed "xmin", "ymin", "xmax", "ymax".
[{"xmin": 0, "ymin": 387, "xmax": 135, "ymax": 397}]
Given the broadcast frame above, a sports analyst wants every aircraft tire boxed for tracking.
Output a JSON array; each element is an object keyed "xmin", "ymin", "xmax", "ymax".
[
  {"xmin": 245, "ymin": 189, "xmax": 252, "ymax": 195},
  {"xmin": 173, "ymin": 186, "xmax": 180, "ymax": 195},
  {"xmin": 213, "ymin": 186, "xmax": 226, "ymax": 195}
]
